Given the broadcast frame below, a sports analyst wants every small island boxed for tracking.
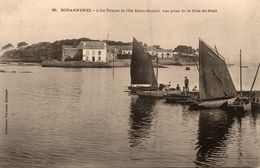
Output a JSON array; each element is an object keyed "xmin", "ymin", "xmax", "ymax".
[{"xmin": 0, "ymin": 38, "xmax": 198, "ymax": 68}]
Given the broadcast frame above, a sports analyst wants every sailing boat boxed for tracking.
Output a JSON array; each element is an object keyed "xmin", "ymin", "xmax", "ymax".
[
  {"xmin": 228, "ymin": 50, "xmax": 251, "ymax": 111},
  {"xmin": 129, "ymin": 37, "xmax": 182, "ymax": 98},
  {"xmin": 193, "ymin": 39, "xmax": 237, "ymax": 108},
  {"xmin": 128, "ymin": 37, "xmax": 158, "ymax": 93},
  {"xmin": 251, "ymin": 63, "xmax": 260, "ymax": 110}
]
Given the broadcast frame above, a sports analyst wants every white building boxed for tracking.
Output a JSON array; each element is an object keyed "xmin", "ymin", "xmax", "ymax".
[
  {"xmin": 121, "ymin": 46, "xmax": 132, "ymax": 55},
  {"xmin": 156, "ymin": 49, "xmax": 174, "ymax": 59},
  {"xmin": 145, "ymin": 46, "xmax": 174, "ymax": 58},
  {"xmin": 146, "ymin": 46, "xmax": 157, "ymax": 56},
  {"xmin": 79, "ymin": 41, "xmax": 107, "ymax": 62}
]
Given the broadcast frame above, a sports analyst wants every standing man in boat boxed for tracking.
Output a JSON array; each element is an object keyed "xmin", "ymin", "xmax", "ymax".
[{"xmin": 184, "ymin": 76, "xmax": 189, "ymax": 92}]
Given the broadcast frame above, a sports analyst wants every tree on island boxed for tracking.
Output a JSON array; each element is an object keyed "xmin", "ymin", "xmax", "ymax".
[
  {"xmin": 173, "ymin": 45, "xmax": 194, "ymax": 54},
  {"xmin": 1, "ymin": 43, "xmax": 14, "ymax": 51},
  {"xmin": 154, "ymin": 45, "xmax": 161, "ymax": 49},
  {"xmin": 17, "ymin": 42, "xmax": 28, "ymax": 48}
]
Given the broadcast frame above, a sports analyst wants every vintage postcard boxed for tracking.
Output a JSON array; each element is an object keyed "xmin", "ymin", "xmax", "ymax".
[{"xmin": 0, "ymin": 0, "xmax": 260, "ymax": 167}]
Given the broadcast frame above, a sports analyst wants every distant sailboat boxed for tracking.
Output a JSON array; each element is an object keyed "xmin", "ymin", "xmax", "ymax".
[
  {"xmin": 128, "ymin": 37, "xmax": 158, "ymax": 93},
  {"xmin": 193, "ymin": 39, "xmax": 237, "ymax": 108},
  {"xmin": 228, "ymin": 50, "xmax": 251, "ymax": 111},
  {"xmin": 251, "ymin": 63, "xmax": 260, "ymax": 111}
]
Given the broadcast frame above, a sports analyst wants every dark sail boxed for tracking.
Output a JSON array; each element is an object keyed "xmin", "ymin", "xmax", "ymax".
[
  {"xmin": 199, "ymin": 39, "xmax": 237, "ymax": 100},
  {"xmin": 130, "ymin": 37, "xmax": 158, "ymax": 86}
]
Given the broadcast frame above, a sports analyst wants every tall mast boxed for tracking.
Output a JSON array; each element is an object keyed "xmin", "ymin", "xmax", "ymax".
[
  {"xmin": 112, "ymin": 49, "xmax": 115, "ymax": 78},
  {"xmin": 250, "ymin": 63, "xmax": 260, "ymax": 93},
  {"xmin": 156, "ymin": 54, "xmax": 158, "ymax": 85},
  {"xmin": 240, "ymin": 49, "xmax": 242, "ymax": 97}
]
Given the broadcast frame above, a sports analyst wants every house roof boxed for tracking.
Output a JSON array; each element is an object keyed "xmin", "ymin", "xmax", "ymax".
[
  {"xmin": 145, "ymin": 46, "xmax": 157, "ymax": 52},
  {"xmin": 156, "ymin": 48, "xmax": 172, "ymax": 52},
  {"xmin": 107, "ymin": 45, "xmax": 120, "ymax": 52},
  {"xmin": 121, "ymin": 45, "xmax": 132, "ymax": 51},
  {"xmin": 79, "ymin": 41, "xmax": 106, "ymax": 49}
]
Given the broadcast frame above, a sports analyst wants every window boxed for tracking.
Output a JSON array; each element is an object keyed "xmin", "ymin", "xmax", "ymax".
[
  {"xmin": 161, "ymin": 53, "xmax": 164, "ymax": 58},
  {"xmin": 128, "ymin": 52, "xmax": 130, "ymax": 54},
  {"xmin": 98, "ymin": 56, "xmax": 101, "ymax": 61},
  {"xmin": 92, "ymin": 51, "xmax": 95, "ymax": 55},
  {"xmin": 98, "ymin": 51, "xmax": 101, "ymax": 55},
  {"xmin": 92, "ymin": 56, "xmax": 95, "ymax": 62}
]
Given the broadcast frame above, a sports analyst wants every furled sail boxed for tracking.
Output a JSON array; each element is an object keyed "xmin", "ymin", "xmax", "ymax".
[
  {"xmin": 130, "ymin": 37, "xmax": 158, "ymax": 86},
  {"xmin": 199, "ymin": 39, "xmax": 237, "ymax": 100}
]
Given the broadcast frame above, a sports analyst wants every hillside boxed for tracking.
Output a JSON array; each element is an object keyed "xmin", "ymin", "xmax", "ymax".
[
  {"xmin": 0, "ymin": 38, "xmax": 197, "ymax": 64},
  {"xmin": 0, "ymin": 38, "xmax": 130, "ymax": 62}
]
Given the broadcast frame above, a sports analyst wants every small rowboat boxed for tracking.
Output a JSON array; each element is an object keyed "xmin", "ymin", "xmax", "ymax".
[{"xmin": 228, "ymin": 97, "xmax": 251, "ymax": 112}]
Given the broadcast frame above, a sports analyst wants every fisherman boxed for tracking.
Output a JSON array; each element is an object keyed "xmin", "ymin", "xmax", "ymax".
[
  {"xmin": 165, "ymin": 81, "xmax": 171, "ymax": 90},
  {"xmin": 184, "ymin": 76, "xmax": 189, "ymax": 92},
  {"xmin": 176, "ymin": 84, "xmax": 181, "ymax": 91},
  {"xmin": 192, "ymin": 86, "xmax": 198, "ymax": 91},
  {"xmin": 159, "ymin": 83, "xmax": 166, "ymax": 91}
]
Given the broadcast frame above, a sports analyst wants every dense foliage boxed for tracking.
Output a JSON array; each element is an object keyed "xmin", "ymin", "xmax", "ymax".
[
  {"xmin": 17, "ymin": 42, "xmax": 28, "ymax": 48},
  {"xmin": 173, "ymin": 45, "xmax": 196, "ymax": 54},
  {"xmin": 1, "ymin": 43, "xmax": 14, "ymax": 51}
]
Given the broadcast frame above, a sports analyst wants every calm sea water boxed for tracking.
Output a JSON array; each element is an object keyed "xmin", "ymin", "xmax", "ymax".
[{"xmin": 0, "ymin": 64, "xmax": 260, "ymax": 168}]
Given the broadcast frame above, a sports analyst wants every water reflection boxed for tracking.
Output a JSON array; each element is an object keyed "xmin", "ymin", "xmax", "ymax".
[
  {"xmin": 5, "ymin": 89, "xmax": 8, "ymax": 135},
  {"xmin": 128, "ymin": 96, "xmax": 156, "ymax": 148},
  {"xmin": 195, "ymin": 109, "xmax": 235, "ymax": 166},
  {"xmin": 251, "ymin": 109, "xmax": 260, "ymax": 129},
  {"xmin": 5, "ymin": 119, "xmax": 8, "ymax": 135}
]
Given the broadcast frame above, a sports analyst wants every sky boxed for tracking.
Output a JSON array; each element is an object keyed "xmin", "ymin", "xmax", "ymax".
[{"xmin": 0, "ymin": 0, "xmax": 260, "ymax": 63}]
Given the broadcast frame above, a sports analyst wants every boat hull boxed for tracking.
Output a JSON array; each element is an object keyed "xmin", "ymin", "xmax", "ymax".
[
  {"xmin": 196, "ymin": 97, "xmax": 236, "ymax": 109},
  {"xmin": 136, "ymin": 90, "xmax": 181, "ymax": 98},
  {"xmin": 252, "ymin": 102, "xmax": 260, "ymax": 111},
  {"xmin": 228, "ymin": 97, "xmax": 252, "ymax": 112},
  {"xmin": 128, "ymin": 85, "xmax": 155, "ymax": 93},
  {"xmin": 229, "ymin": 101, "xmax": 251, "ymax": 111},
  {"xmin": 165, "ymin": 94, "xmax": 194, "ymax": 103}
]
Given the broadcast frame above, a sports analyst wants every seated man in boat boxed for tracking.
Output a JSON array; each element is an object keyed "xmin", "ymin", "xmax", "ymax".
[
  {"xmin": 192, "ymin": 86, "xmax": 198, "ymax": 92},
  {"xmin": 165, "ymin": 81, "xmax": 172, "ymax": 90},
  {"xmin": 176, "ymin": 84, "xmax": 181, "ymax": 91},
  {"xmin": 168, "ymin": 81, "xmax": 171, "ymax": 88},
  {"xmin": 159, "ymin": 84, "xmax": 166, "ymax": 91}
]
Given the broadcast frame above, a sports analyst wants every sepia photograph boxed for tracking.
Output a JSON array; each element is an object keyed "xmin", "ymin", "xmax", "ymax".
[{"xmin": 0, "ymin": 0, "xmax": 260, "ymax": 167}]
